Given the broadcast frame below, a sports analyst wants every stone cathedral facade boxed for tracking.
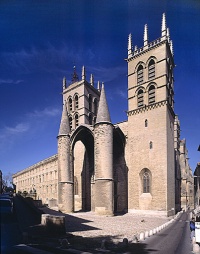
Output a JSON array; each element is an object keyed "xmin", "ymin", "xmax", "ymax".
[{"xmin": 13, "ymin": 14, "xmax": 194, "ymax": 216}]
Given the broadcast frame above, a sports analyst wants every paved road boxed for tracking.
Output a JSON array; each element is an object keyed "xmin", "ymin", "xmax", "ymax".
[{"xmin": 144, "ymin": 211, "xmax": 193, "ymax": 254}]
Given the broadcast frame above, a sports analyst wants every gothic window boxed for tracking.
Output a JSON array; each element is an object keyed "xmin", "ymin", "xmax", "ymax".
[
  {"xmin": 94, "ymin": 98, "xmax": 98, "ymax": 116},
  {"xmin": 137, "ymin": 65, "xmax": 144, "ymax": 84},
  {"xmin": 148, "ymin": 85, "xmax": 155, "ymax": 104},
  {"xmin": 149, "ymin": 141, "xmax": 153, "ymax": 149},
  {"xmin": 75, "ymin": 113, "xmax": 79, "ymax": 127},
  {"xmin": 145, "ymin": 119, "xmax": 148, "ymax": 127},
  {"xmin": 137, "ymin": 89, "xmax": 144, "ymax": 107},
  {"xmin": 69, "ymin": 115, "xmax": 72, "ymax": 130},
  {"xmin": 74, "ymin": 176, "xmax": 78, "ymax": 195},
  {"xmin": 88, "ymin": 113, "xmax": 93, "ymax": 125},
  {"xmin": 74, "ymin": 94, "xmax": 79, "ymax": 110},
  {"xmin": 148, "ymin": 59, "xmax": 155, "ymax": 79},
  {"xmin": 89, "ymin": 94, "xmax": 92, "ymax": 112},
  {"xmin": 143, "ymin": 169, "xmax": 151, "ymax": 193},
  {"xmin": 68, "ymin": 97, "xmax": 73, "ymax": 112}
]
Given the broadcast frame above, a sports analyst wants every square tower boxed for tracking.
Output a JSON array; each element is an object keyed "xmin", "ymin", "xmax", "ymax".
[
  {"xmin": 127, "ymin": 14, "xmax": 175, "ymax": 216},
  {"xmin": 62, "ymin": 66, "xmax": 100, "ymax": 130}
]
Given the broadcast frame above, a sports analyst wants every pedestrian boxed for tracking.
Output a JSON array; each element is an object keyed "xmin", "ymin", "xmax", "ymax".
[{"xmin": 190, "ymin": 217, "xmax": 195, "ymax": 241}]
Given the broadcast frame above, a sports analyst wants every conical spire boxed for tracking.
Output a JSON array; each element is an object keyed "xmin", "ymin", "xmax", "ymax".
[
  {"xmin": 58, "ymin": 102, "xmax": 70, "ymax": 136},
  {"xmin": 96, "ymin": 83, "xmax": 111, "ymax": 124},
  {"xmin": 82, "ymin": 65, "xmax": 86, "ymax": 81},
  {"xmin": 144, "ymin": 24, "xmax": 148, "ymax": 47},
  {"xmin": 161, "ymin": 13, "xmax": 167, "ymax": 38},
  {"xmin": 128, "ymin": 33, "xmax": 133, "ymax": 59},
  {"xmin": 90, "ymin": 74, "xmax": 94, "ymax": 86}
]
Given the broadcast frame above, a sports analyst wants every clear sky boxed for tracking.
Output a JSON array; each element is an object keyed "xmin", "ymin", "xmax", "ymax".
[{"xmin": 0, "ymin": 0, "xmax": 200, "ymax": 179}]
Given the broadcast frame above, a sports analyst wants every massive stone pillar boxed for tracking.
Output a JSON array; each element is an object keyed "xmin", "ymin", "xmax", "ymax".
[
  {"xmin": 57, "ymin": 103, "xmax": 74, "ymax": 213},
  {"xmin": 94, "ymin": 84, "xmax": 114, "ymax": 216}
]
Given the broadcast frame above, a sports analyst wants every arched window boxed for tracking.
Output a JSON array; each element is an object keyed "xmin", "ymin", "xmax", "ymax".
[
  {"xmin": 145, "ymin": 119, "xmax": 148, "ymax": 127},
  {"xmin": 75, "ymin": 113, "xmax": 79, "ymax": 127},
  {"xmin": 69, "ymin": 115, "xmax": 72, "ymax": 130},
  {"xmin": 88, "ymin": 94, "xmax": 92, "ymax": 112},
  {"xmin": 88, "ymin": 113, "xmax": 93, "ymax": 125},
  {"xmin": 149, "ymin": 141, "xmax": 153, "ymax": 149},
  {"xmin": 137, "ymin": 89, "xmax": 144, "ymax": 107},
  {"xmin": 94, "ymin": 98, "xmax": 98, "ymax": 116},
  {"xmin": 74, "ymin": 176, "xmax": 78, "ymax": 195},
  {"xmin": 68, "ymin": 97, "xmax": 73, "ymax": 112},
  {"xmin": 74, "ymin": 94, "xmax": 79, "ymax": 110},
  {"xmin": 148, "ymin": 59, "xmax": 155, "ymax": 79},
  {"xmin": 143, "ymin": 169, "xmax": 151, "ymax": 193},
  {"xmin": 148, "ymin": 85, "xmax": 155, "ymax": 104},
  {"xmin": 137, "ymin": 65, "xmax": 144, "ymax": 84}
]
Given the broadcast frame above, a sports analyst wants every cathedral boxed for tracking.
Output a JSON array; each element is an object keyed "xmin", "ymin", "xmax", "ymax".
[{"xmin": 13, "ymin": 14, "xmax": 194, "ymax": 216}]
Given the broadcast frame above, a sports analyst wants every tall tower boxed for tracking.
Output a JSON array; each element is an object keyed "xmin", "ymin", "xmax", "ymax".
[
  {"xmin": 127, "ymin": 14, "xmax": 175, "ymax": 216},
  {"xmin": 62, "ymin": 66, "xmax": 100, "ymax": 131}
]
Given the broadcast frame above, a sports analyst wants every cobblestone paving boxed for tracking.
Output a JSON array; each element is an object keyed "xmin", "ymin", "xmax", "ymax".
[{"xmin": 63, "ymin": 211, "xmax": 171, "ymax": 243}]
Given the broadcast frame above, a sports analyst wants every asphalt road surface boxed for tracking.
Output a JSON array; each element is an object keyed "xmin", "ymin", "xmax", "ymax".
[{"xmin": 143, "ymin": 211, "xmax": 193, "ymax": 254}]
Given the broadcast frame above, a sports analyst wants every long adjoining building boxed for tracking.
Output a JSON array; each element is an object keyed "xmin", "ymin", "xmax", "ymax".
[{"xmin": 12, "ymin": 14, "xmax": 194, "ymax": 216}]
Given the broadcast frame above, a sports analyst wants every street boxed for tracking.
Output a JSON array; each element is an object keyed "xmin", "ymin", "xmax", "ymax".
[{"xmin": 144, "ymin": 211, "xmax": 193, "ymax": 254}]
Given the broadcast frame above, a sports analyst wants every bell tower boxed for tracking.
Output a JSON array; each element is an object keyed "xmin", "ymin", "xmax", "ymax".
[
  {"xmin": 62, "ymin": 66, "xmax": 100, "ymax": 131},
  {"xmin": 127, "ymin": 13, "xmax": 176, "ymax": 216}
]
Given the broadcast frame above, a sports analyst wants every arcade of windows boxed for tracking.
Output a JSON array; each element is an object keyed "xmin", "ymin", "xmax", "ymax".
[
  {"xmin": 68, "ymin": 93, "xmax": 98, "ymax": 129},
  {"xmin": 136, "ymin": 59, "xmax": 156, "ymax": 108}
]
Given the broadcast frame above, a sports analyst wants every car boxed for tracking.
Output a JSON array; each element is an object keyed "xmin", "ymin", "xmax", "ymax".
[{"xmin": 0, "ymin": 198, "xmax": 13, "ymax": 215}]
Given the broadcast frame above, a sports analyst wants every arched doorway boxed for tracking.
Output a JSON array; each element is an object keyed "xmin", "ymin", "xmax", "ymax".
[{"xmin": 71, "ymin": 126, "xmax": 94, "ymax": 212}]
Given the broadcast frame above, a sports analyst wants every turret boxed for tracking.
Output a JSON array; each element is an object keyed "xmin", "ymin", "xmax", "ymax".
[
  {"xmin": 90, "ymin": 74, "xmax": 94, "ymax": 86},
  {"xmin": 82, "ymin": 65, "xmax": 86, "ymax": 81},
  {"xmin": 63, "ymin": 77, "xmax": 66, "ymax": 90},
  {"xmin": 144, "ymin": 24, "xmax": 148, "ymax": 48},
  {"xmin": 161, "ymin": 13, "xmax": 167, "ymax": 39},
  {"xmin": 128, "ymin": 33, "xmax": 133, "ymax": 59},
  {"xmin": 57, "ymin": 102, "xmax": 73, "ymax": 213},
  {"xmin": 94, "ymin": 83, "xmax": 113, "ymax": 215}
]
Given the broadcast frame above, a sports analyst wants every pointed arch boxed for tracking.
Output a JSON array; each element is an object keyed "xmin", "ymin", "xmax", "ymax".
[
  {"xmin": 74, "ymin": 113, "xmax": 79, "ymax": 127},
  {"xmin": 71, "ymin": 125, "xmax": 94, "ymax": 212},
  {"xmin": 68, "ymin": 96, "xmax": 73, "ymax": 112},
  {"xmin": 148, "ymin": 84, "xmax": 156, "ymax": 104},
  {"xmin": 140, "ymin": 168, "xmax": 152, "ymax": 194},
  {"xmin": 148, "ymin": 59, "xmax": 155, "ymax": 79},
  {"xmin": 137, "ymin": 88, "xmax": 144, "ymax": 107},
  {"xmin": 74, "ymin": 93, "xmax": 79, "ymax": 110},
  {"xmin": 137, "ymin": 64, "xmax": 144, "ymax": 84},
  {"xmin": 146, "ymin": 57, "xmax": 157, "ymax": 80}
]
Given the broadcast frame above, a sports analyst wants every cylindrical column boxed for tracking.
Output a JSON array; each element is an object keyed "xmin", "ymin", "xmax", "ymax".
[
  {"xmin": 94, "ymin": 123, "xmax": 114, "ymax": 216},
  {"xmin": 58, "ymin": 135, "xmax": 74, "ymax": 213}
]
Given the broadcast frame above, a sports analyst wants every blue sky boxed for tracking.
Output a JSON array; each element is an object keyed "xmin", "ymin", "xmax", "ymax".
[{"xmin": 0, "ymin": 0, "xmax": 200, "ymax": 179}]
